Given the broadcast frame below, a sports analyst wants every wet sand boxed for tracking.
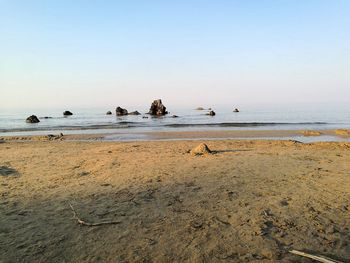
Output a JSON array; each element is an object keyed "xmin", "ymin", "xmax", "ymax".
[
  {"xmin": 1, "ymin": 139, "xmax": 350, "ymax": 262},
  {"xmin": 1, "ymin": 128, "xmax": 350, "ymax": 142},
  {"xmin": 145, "ymin": 129, "xmax": 349, "ymax": 141}
]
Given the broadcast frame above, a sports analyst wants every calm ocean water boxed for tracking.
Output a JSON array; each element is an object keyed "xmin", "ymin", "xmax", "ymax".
[{"xmin": 1, "ymin": 104, "xmax": 350, "ymax": 140}]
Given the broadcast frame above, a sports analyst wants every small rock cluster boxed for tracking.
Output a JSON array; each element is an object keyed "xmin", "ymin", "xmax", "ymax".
[{"xmin": 115, "ymin": 107, "xmax": 141, "ymax": 116}]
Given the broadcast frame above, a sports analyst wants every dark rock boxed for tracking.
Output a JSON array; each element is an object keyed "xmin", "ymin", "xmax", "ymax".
[
  {"xmin": 63, "ymin": 111, "xmax": 73, "ymax": 116},
  {"xmin": 79, "ymin": 171, "xmax": 90, "ymax": 176},
  {"xmin": 0, "ymin": 166, "xmax": 19, "ymax": 176},
  {"xmin": 172, "ymin": 115, "xmax": 179, "ymax": 118},
  {"xmin": 142, "ymin": 116, "xmax": 149, "ymax": 119},
  {"xmin": 47, "ymin": 133, "xmax": 64, "ymax": 141},
  {"xmin": 148, "ymin": 99, "xmax": 168, "ymax": 116},
  {"xmin": 128, "ymin": 111, "xmax": 141, "ymax": 115},
  {"xmin": 26, "ymin": 115, "xmax": 40, "ymax": 123},
  {"xmin": 206, "ymin": 110, "xmax": 216, "ymax": 116},
  {"xmin": 40, "ymin": 116, "xmax": 52, "ymax": 119},
  {"xmin": 233, "ymin": 108, "xmax": 240, "ymax": 112},
  {"xmin": 106, "ymin": 111, "xmax": 112, "ymax": 115},
  {"xmin": 116, "ymin": 107, "xmax": 128, "ymax": 116}
]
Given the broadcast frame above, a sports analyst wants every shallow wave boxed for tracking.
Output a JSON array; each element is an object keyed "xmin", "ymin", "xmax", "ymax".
[{"xmin": 0, "ymin": 123, "xmax": 137, "ymax": 133}]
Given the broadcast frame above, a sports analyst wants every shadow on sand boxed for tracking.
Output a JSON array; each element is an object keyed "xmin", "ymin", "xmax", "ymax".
[{"xmin": 212, "ymin": 149, "xmax": 252, "ymax": 154}]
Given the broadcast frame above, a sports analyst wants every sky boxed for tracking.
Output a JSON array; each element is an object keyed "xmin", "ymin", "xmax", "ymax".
[{"xmin": 0, "ymin": 0, "xmax": 349, "ymax": 109}]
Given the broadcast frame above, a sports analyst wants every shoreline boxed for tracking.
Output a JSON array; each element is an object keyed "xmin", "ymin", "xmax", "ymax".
[{"xmin": 1, "ymin": 128, "xmax": 350, "ymax": 142}]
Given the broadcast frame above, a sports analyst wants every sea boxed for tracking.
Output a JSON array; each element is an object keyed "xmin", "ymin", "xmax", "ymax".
[{"xmin": 1, "ymin": 104, "xmax": 350, "ymax": 142}]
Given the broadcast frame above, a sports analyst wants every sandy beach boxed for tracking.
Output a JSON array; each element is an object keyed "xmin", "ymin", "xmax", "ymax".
[{"xmin": 1, "ymin": 138, "xmax": 350, "ymax": 262}]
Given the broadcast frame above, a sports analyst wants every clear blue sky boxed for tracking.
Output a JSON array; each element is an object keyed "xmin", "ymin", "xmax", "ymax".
[{"xmin": 1, "ymin": 0, "xmax": 349, "ymax": 109}]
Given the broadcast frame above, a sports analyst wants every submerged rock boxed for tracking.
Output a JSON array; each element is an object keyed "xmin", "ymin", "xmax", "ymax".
[
  {"xmin": 190, "ymin": 143, "xmax": 212, "ymax": 156},
  {"xmin": 206, "ymin": 110, "xmax": 216, "ymax": 116},
  {"xmin": 63, "ymin": 111, "xmax": 73, "ymax": 116},
  {"xmin": 196, "ymin": 107, "xmax": 205, "ymax": 110},
  {"xmin": 128, "ymin": 111, "xmax": 141, "ymax": 115},
  {"xmin": 172, "ymin": 115, "xmax": 179, "ymax": 118},
  {"xmin": 26, "ymin": 115, "xmax": 40, "ymax": 123},
  {"xmin": 116, "ymin": 107, "xmax": 128, "ymax": 116},
  {"xmin": 106, "ymin": 111, "xmax": 112, "ymax": 115},
  {"xmin": 233, "ymin": 108, "xmax": 240, "ymax": 113},
  {"xmin": 149, "ymin": 99, "xmax": 168, "ymax": 116}
]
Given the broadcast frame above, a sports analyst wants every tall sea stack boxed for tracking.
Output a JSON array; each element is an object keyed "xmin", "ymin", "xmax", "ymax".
[{"xmin": 148, "ymin": 99, "xmax": 168, "ymax": 116}]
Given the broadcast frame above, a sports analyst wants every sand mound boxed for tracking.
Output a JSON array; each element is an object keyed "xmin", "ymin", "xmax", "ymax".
[
  {"xmin": 190, "ymin": 143, "xmax": 212, "ymax": 156},
  {"xmin": 302, "ymin": 130, "xmax": 322, "ymax": 136},
  {"xmin": 335, "ymin": 129, "xmax": 350, "ymax": 136}
]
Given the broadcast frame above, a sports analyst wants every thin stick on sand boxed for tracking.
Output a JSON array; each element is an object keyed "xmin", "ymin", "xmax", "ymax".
[
  {"xmin": 289, "ymin": 250, "xmax": 343, "ymax": 263},
  {"xmin": 69, "ymin": 203, "xmax": 121, "ymax": 226}
]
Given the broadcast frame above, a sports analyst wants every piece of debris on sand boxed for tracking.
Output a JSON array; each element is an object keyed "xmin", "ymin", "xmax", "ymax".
[{"xmin": 190, "ymin": 143, "xmax": 212, "ymax": 156}]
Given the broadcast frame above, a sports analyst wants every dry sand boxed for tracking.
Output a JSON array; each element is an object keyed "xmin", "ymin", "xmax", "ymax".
[{"xmin": 1, "ymin": 139, "xmax": 350, "ymax": 262}]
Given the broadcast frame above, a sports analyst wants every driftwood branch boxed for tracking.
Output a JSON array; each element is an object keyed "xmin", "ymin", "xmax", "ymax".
[
  {"xmin": 69, "ymin": 203, "xmax": 121, "ymax": 227},
  {"xmin": 289, "ymin": 250, "xmax": 343, "ymax": 263}
]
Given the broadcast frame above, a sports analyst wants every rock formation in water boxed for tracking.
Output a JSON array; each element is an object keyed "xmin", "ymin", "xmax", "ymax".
[
  {"xmin": 206, "ymin": 110, "xmax": 216, "ymax": 116},
  {"xmin": 128, "ymin": 111, "xmax": 141, "ymax": 115},
  {"xmin": 116, "ymin": 107, "xmax": 128, "ymax": 116},
  {"xmin": 26, "ymin": 115, "xmax": 40, "ymax": 123},
  {"xmin": 233, "ymin": 108, "xmax": 240, "ymax": 113},
  {"xmin": 148, "ymin": 99, "xmax": 168, "ymax": 116},
  {"xmin": 106, "ymin": 111, "xmax": 112, "ymax": 115},
  {"xmin": 63, "ymin": 111, "xmax": 73, "ymax": 116}
]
